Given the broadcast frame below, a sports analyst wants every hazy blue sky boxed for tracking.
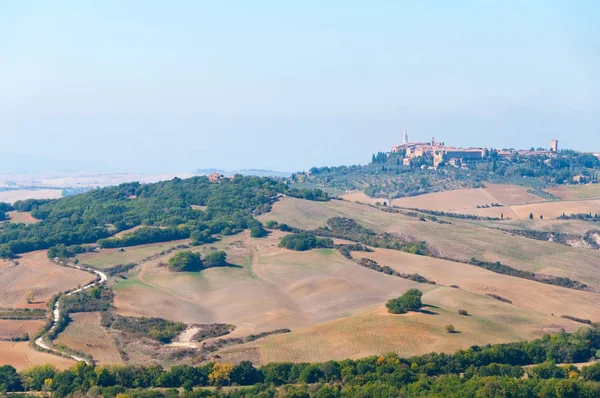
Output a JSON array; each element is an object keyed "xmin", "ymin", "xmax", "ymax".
[{"xmin": 1, "ymin": 1, "xmax": 599, "ymax": 173}]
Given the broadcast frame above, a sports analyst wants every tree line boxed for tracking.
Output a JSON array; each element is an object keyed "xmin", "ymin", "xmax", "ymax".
[{"xmin": 2, "ymin": 327, "xmax": 600, "ymax": 396}]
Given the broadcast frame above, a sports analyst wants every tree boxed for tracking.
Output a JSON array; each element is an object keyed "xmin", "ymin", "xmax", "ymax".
[
  {"xmin": 203, "ymin": 251, "xmax": 227, "ymax": 267},
  {"xmin": 540, "ymin": 214, "xmax": 544, "ymax": 220},
  {"xmin": 26, "ymin": 290, "xmax": 35, "ymax": 304},
  {"xmin": 458, "ymin": 309, "xmax": 468, "ymax": 316},
  {"xmin": 209, "ymin": 363, "xmax": 233, "ymax": 386},
  {"xmin": 529, "ymin": 213, "xmax": 534, "ymax": 220},
  {"xmin": 386, "ymin": 289, "xmax": 423, "ymax": 314},
  {"xmin": 230, "ymin": 361, "xmax": 263, "ymax": 385},
  {"xmin": 0, "ymin": 365, "xmax": 22, "ymax": 393},
  {"xmin": 167, "ymin": 251, "xmax": 203, "ymax": 272},
  {"xmin": 445, "ymin": 324, "xmax": 456, "ymax": 333}
]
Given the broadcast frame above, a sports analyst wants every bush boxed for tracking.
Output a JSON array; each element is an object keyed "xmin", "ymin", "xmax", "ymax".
[
  {"xmin": 167, "ymin": 251, "xmax": 203, "ymax": 272},
  {"xmin": 204, "ymin": 251, "xmax": 227, "ymax": 267},
  {"xmin": 385, "ymin": 289, "xmax": 423, "ymax": 314},
  {"xmin": 458, "ymin": 309, "xmax": 468, "ymax": 316},
  {"xmin": 445, "ymin": 324, "xmax": 456, "ymax": 333}
]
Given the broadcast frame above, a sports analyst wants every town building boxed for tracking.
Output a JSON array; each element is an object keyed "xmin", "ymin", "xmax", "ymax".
[
  {"xmin": 550, "ymin": 139, "xmax": 559, "ymax": 152},
  {"xmin": 392, "ymin": 131, "xmax": 487, "ymax": 167}
]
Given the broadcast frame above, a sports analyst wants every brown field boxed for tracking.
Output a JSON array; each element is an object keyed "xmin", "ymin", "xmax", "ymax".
[
  {"xmin": 55, "ymin": 312, "xmax": 123, "ymax": 365},
  {"xmin": 259, "ymin": 197, "xmax": 600, "ymax": 289},
  {"xmin": 0, "ymin": 319, "xmax": 44, "ymax": 339},
  {"xmin": 475, "ymin": 218, "xmax": 596, "ymax": 235},
  {"xmin": 510, "ymin": 199, "xmax": 600, "ymax": 220},
  {"xmin": 342, "ymin": 184, "xmax": 544, "ymax": 219},
  {"xmin": 0, "ymin": 251, "xmax": 94, "ymax": 308},
  {"xmin": 0, "ymin": 342, "xmax": 76, "ymax": 370},
  {"xmin": 364, "ymin": 248, "xmax": 600, "ymax": 321},
  {"xmin": 114, "ymin": 232, "xmax": 423, "ymax": 337},
  {"xmin": 547, "ymin": 184, "xmax": 600, "ymax": 200},
  {"xmin": 113, "ymin": 227, "xmax": 594, "ymax": 363},
  {"xmin": 77, "ymin": 239, "xmax": 189, "ymax": 269},
  {"xmin": 0, "ymin": 189, "xmax": 62, "ymax": 204},
  {"xmin": 6, "ymin": 210, "xmax": 39, "ymax": 224},
  {"xmin": 258, "ymin": 289, "xmax": 576, "ymax": 363}
]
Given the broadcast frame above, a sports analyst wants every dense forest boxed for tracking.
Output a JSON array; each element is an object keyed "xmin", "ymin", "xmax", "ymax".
[
  {"xmin": 2, "ymin": 327, "xmax": 600, "ymax": 397},
  {"xmin": 293, "ymin": 150, "xmax": 600, "ymax": 198},
  {"xmin": 0, "ymin": 176, "xmax": 328, "ymax": 258}
]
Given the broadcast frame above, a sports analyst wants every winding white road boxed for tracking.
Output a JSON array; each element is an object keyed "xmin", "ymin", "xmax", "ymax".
[{"xmin": 34, "ymin": 261, "xmax": 108, "ymax": 364}]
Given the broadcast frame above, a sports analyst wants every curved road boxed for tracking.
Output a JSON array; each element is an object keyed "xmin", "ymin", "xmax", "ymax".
[{"xmin": 34, "ymin": 262, "xmax": 107, "ymax": 364}]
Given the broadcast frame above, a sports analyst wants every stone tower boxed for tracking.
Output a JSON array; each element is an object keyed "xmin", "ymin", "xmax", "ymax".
[
  {"xmin": 403, "ymin": 130, "xmax": 408, "ymax": 145},
  {"xmin": 550, "ymin": 139, "xmax": 558, "ymax": 152}
]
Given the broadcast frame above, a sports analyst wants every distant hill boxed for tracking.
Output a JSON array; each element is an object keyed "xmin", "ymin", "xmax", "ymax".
[{"xmin": 197, "ymin": 168, "xmax": 291, "ymax": 178}]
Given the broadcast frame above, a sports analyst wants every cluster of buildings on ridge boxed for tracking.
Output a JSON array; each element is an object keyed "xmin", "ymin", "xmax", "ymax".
[{"xmin": 391, "ymin": 131, "xmax": 566, "ymax": 168}]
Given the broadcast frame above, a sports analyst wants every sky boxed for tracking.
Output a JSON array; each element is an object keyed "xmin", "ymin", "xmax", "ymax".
[{"xmin": 1, "ymin": 1, "xmax": 599, "ymax": 173}]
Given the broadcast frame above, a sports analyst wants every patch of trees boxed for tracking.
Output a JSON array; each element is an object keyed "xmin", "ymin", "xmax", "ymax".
[
  {"xmin": 558, "ymin": 212, "xmax": 600, "ymax": 222},
  {"xmin": 204, "ymin": 251, "xmax": 227, "ymax": 267},
  {"xmin": 279, "ymin": 233, "xmax": 334, "ymax": 251},
  {"xmin": 263, "ymin": 220, "xmax": 296, "ymax": 232},
  {"xmin": 2, "ymin": 328, "xmax": 600, "ymax": 395},
  {"xmin": 286, "ymin": 188, "xmax": 330, "ymax": 201},
  {"xmin": 358, "ymin": 258, "xmax": 435, "ymax": 284},
  {"xmin": 0, "ymin": 175, "xmax": 323, "ymax": 258},
  {"xmin": 505, "ymin": 228, "xmax": 578, "ymax": 246},
  {"xmin": 468, "ymin": 258, "xmax": 589, "ymax": 291},
  {"xmin": 313, "ymin": 217, "xmax": 430, "ymax": 255},
  {"xmin": 167, "ymin": 251, "xmax": 203, "ymax": 272},
  {"xmin": 486, "ymin": 294, "xmax": 513, "ymax": 304},
  {"xmin": 336, "ymin": 243, "xmax": 372, "ymax": 259},
  {"xmin": 561, "ymin": 315, "xmax": 593, "ymax": 325},
  {"xmin": 386, "ymin": 289, "xmax": 424, "ymax": 314},
  {"xmin": 47, "ymin": 243, "xmax": 91, "ymax": 259},
  {"xmin": 103, "ymin": 314, "xmax": 186, "ymax": 344},
  {"xmin": 190, "ymin": 324, "xmax": 235, "ymax": 342}
]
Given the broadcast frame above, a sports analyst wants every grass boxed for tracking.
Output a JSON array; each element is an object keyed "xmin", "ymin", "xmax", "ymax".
[{"xmin": 77, "ymin": 240, "xmax": 188, "ymax": 269}]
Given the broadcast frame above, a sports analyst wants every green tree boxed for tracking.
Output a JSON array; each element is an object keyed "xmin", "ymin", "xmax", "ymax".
[
  {"xmin": 386, "ymin": 289, "xmax": 423, "ymax": 314},
  {"xmin": 529, "ymin": 212, "xmax": 534, "ymax": 220},
  {"xmin": 203, "ymin": 251, "xmax": 227, "ymax": 267},
  {"xmin": 167, "ymin": 251, "xmax": 203, "ymax": 272}
]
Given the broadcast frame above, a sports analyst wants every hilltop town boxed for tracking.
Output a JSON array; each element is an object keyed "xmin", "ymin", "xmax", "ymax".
[{"xmin": 391, "ymin": 131, "xmax": 580, "ymax": 169}]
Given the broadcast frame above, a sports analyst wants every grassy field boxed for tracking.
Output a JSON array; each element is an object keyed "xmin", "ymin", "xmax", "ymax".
[
  {"xmin": 6, "ymin": 210, "xmax": 39, "ymax": 224},
  {"xmin": 0, "ymin": 251, "xmax": 94, "ymax": 309},
  {"xmin": 509, "ymin": 199, "xmax": 600, "ymax": 219},
  {"xmin": 55, "ymin": 312, "xmax": 123, "ymax": 365},
  {"xmin": 77, "ymin": 240, "xmax": 189, "ymax": 269},
  {"xmin": 547, "ymin": 184, "xmax": 600, "ymax": 200},
  {"xmin": 259, "ymin": 197, "xmax": 600, "ymax": 289},
  {"xmin": 258, "ymin": 287, "xmax": 576, "ymax": 363},
  {"xmin": 0, "ymin": 342, "xmax": 76, "ymax": 370},
  {"xmin": 0, "ymin": 319, "xmax": 44, "ymax": 339}
]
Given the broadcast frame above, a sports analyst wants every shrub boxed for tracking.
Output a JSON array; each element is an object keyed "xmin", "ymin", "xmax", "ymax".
[
  {"xmin": 167, "ymin": 251, "xmax": 203, "ymax": 272},
  {"xmin": 386, "ymin": 289, "xmax": 423, "ymax": 314},
  {"xmin": 458, "ymin": 309, "xmax": 468, "ymax": 316},
  {"xmin": 445, "ymin": 324, "xmax": 456, "ymax": 333},
  {"xmin": 279, "ymin": 233, "xmax": 333, "ymax": 251}
]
